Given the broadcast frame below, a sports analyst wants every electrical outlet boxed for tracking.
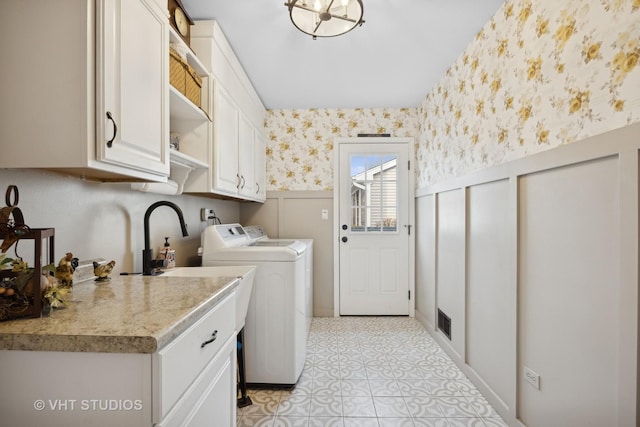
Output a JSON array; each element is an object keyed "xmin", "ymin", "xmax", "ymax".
[
  {"xmin": 524, "ymin": 367, "xmax": 540, "ymax": 390},
  {"xmin": 200, "ymin": 208, "xmax": 215, "ymax": 221},
  {"xmin": 321, "ymin": 209, "xmax": 329, "ymax": 220}
]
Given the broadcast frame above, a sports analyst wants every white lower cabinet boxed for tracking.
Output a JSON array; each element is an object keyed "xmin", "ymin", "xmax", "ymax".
[
  {"xmin": 0, "ymin": 351, "xmax": 154, "ymax": 427},
  {"xmin": 154, "ymin": 292, "xmax": 236, "ymax": 426},
  {"xmin": 0, "ymin": 292, "xmax": 237, "ymax": 427},
  {"xmin": 156, "ymin": 336, "xmax": 236, "ymax": 427}
]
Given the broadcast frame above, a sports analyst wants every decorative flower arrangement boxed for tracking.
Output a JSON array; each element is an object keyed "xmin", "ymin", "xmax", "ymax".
[
  {"xmin": 42, "ymin": 281, "xmax": 70, "ymax": 309},
  {"xmin": 0, "ymin": 253, "xmax": 72, "ymax": 319},
  {"xmin": 0, "ymin": 253, "xmax": 34, "ymax": 320},
  {"xmin": 42, "ymin": 260, "xmax": 71, "ymax": 310}
]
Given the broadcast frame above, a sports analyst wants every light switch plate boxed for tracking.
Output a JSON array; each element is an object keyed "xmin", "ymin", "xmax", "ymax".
[{"xmin": 321, "ymin": 209, "xmax": 329, "ymax": 220}]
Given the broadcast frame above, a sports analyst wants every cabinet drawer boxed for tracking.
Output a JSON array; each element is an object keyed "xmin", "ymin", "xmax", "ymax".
[
  {"xmin": 154, "ymin": 291, "xmax": 236, "ymax": 419},
  {"xmin": 156, "ymin": 335, "xmax": 236, "ymax": 427}
]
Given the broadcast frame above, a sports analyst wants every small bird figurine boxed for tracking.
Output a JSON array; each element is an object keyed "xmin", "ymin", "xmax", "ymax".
[
  {"xmin": 93, "ymin": 260, "xmax": 116, "ymax": 282},
  {"xmin": 55, "ymin": 252, "xmax": 77, "ymax": 287}
]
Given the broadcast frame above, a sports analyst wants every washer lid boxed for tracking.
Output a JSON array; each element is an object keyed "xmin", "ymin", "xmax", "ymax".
[
  {"xmin": 252, "ymin": 240, "xmax": 297, "ymax": 247},
  {"xmin": 202, "ymin": 243, "xmax": 305, "ymax": 262}
]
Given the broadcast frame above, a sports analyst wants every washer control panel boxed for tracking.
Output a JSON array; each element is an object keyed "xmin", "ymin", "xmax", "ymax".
[{"xmin": 202, "ymin": 223, "xmax": 251, "ymax": 250}]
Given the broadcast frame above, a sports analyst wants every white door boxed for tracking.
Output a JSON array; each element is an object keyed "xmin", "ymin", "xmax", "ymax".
[
  {"xmin": 338, "ymin": 141, "xmax": 412, "ymax": 315},
  {"xmin": 238, "ymin": 113, "xmax": 255, "ymax": 197},
  {"xmin": 97, "ymin": 0, "xmax": 169, "ymax": 176},
  {"xmin": 214, "ymin": 84, "xmax": 240, "ymax": 193},
  {"xmin": 253, "ymin": 130, "xmax": 267, "ymax": 201}
]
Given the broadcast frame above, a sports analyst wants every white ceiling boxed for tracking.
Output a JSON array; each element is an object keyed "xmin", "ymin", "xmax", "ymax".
[{"xmin": 181, "ymin": 0, "xmax": 504, "ymax": 110}]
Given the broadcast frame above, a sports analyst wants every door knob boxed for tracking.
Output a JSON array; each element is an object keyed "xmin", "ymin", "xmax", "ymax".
[
  {"xmin": 342, "ymin": 224, "xmax": 348, "ymax": 230},
  {"xmin": 341, "ymin": 236, "xmax": 348, "ymax": 243}
]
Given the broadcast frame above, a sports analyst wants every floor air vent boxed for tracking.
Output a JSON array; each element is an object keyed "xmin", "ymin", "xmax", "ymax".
[{"xmin": 437, "ymin": 309, "xmax": 451, "ymax": 340}]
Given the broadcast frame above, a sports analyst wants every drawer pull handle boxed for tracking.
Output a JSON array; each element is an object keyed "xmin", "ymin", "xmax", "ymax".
[{"xmin": 201, "ymin": 330, "xmax": 218, "ymax": 348}]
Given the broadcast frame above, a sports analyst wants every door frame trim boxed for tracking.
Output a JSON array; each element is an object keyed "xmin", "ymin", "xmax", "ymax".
[{"xmin": 333, "ymin": 137, "xmax": 416, "ymax": 317}]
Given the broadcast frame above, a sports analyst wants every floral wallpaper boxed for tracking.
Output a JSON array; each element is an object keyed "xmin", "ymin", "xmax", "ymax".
[
  {"xmin": 416, "ymin": 0, "xmax": 640, "ymax": 187},
  {"xmin": 265, "ymin": 108, "xmax": 418, "ymax": 191},
  {"xmin": 265, "ymin": 0, "xmax": 640, "ymax": 191}
]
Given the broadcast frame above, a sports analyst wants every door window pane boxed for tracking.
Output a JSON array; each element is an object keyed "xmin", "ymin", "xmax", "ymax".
[{"xmin": 350, "ymin": 154, "xmax": 398, "ymax": 232}]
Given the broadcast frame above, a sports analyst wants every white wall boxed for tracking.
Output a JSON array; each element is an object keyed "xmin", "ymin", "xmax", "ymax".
[
  {"xmin": 0, "ymin": 169, "xmax": 239, "ymax": 274},
  {"xmin": 414, "ymin": 123, "xmax": 639, "ymax": 426},
  {"xmin": 240, "ymin": 191, "xmax": 334, "ymax": 317}
]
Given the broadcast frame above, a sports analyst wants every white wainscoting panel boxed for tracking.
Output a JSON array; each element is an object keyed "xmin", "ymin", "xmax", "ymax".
[
  {"xmin": 517, "ymin": 156, "xmax": 620, "ymax": 427},
  {"xmin": 435, "ymin": 188, "xmax": 466, "ymax": 358},
  {"xmin": 415, "ymin": 123, "xmax": 640, "ymax": 427},
  {"xmin": 466, "ymin": 178, "xmax": 514, "ymax": 413},
  {"xmin": 415, "ymin": 194, "xmax": 436, "ymax": 330}
]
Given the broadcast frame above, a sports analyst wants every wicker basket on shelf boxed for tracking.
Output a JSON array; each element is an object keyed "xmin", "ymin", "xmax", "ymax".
[{"xmin": 169, "ymin": 47, "xmax": 202, "ymax": 107}]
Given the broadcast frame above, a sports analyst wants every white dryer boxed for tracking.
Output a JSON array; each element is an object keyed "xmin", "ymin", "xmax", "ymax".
[{"xmin": 200, "ymin": 224, "xmax": 309, "ymax": 387}]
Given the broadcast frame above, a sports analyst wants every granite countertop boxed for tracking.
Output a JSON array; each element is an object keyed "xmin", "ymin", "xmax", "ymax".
[{"xmin": 0, "ymin": 275, "xmax": 238, "ymax": 354}]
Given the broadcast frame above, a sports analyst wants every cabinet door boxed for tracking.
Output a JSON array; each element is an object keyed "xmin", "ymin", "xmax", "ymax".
[
  {"xmin": 254, "ymin": 130, "xmax": 267, "ymax": 201},
  {"xmin": 238, "ymin": 114, "xmax": 255, "ymax": 197},
  {"xmin": 96, "ymin": 0, "xmax": 169, "ymax": 177},
  {"xmin": 184, "ymin": 339, "xmax": 236, "ymax": 427},
  {"xmin": 214, "ymin": 84, "xmax": 240, "ymax": 193},
  {"xmin": 155, "ymin": 337, "xmax": 236, "ymax": 427}
]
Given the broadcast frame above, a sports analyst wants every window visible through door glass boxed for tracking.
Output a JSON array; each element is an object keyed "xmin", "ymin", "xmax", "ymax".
[{"xmin": 349, "ymin": 154, "xmax": 398, "ymax": 232}]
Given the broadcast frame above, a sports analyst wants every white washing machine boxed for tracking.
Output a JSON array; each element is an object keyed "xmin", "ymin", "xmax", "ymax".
[
  {"xmin": 200, "ymin": 223, "xmax": 309, "ymax": 386},
  {"xmin": 244, "ymin": 225, "xmax": 313, "ymax": 335}
]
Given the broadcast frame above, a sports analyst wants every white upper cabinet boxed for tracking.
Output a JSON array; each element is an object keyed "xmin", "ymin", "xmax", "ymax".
[
  {"xmin": 213, "ymin": 84, "xmax": 240, "ymax": 194},
  {"xmin": 238, "ymin": 113, "xmax": 256, "ymax": 198},
  {"xmin": 96, "ymin": 0, "xmax": 169, "ymax": 177},
  {"xmin": 185, "ymin": 20, "xmax": 267, "ymax": 202},
  {"xmin": 0, "ymin": 0, "xmax": 169, "ymax": 182},
  {"xmin": 254, "ymin": 131, "xmax": 267, "ymax": 200}
]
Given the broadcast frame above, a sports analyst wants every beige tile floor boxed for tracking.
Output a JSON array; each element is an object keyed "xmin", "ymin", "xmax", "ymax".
[{"xmin": 237, "ymin": 317, "xmax": 507, "ymax": 427}]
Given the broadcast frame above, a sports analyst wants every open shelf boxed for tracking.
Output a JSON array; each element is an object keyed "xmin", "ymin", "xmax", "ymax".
[
  {"xmin": 169, "ymin": 86, "xmax": 210, "ymax": 121},
  {"xmin": 169, "ymin": 27, "xmax": 209, "ymax": 76},
  {"xmin": 164, "ymin": 25, "xmax": 213, "ymax": 196},
  {"xmin": 170, "ymin": 149, "xmax": 208, "ymax": 169}
]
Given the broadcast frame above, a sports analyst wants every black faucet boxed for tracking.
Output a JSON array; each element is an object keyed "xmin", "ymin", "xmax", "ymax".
[{"xmin": 143, "ymin": 201, "xmax": 189, "ymax": 276}]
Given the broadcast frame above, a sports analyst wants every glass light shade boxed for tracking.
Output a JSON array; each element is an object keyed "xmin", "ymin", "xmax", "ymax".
[{"xmin": 285, "ymin": 0, "xmax": 365, "ymax": 39}]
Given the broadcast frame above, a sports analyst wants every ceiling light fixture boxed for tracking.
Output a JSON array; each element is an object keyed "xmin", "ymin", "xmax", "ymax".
[{"xmin": 284, "ymin": 0, "xmax": 365, "ymax": 40}]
